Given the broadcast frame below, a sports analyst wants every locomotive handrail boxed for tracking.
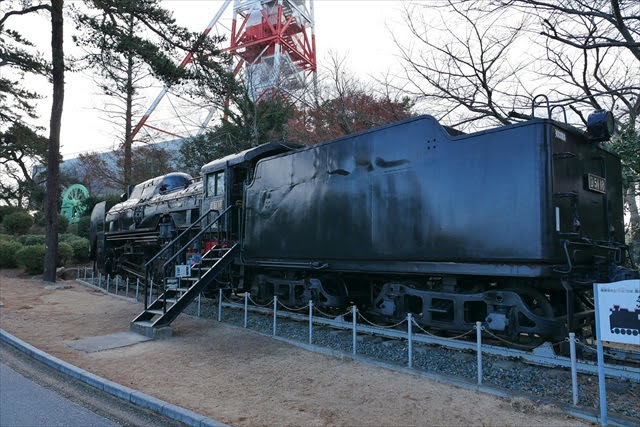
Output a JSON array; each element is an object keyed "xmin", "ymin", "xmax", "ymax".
[
  {"xmin": 143, "ymin": 205, "xmax": 232, "ymax": 310},
  {"xmin": 144, "ymin": 207, "xmax": 217, "ymax": 269},
  {"xmin": 162, "ymin": 205, "xmax": 232, "ymax": 271},
  {"xmin": 531, "ymin": 94, "xmax": 551, "ymax": 119}
]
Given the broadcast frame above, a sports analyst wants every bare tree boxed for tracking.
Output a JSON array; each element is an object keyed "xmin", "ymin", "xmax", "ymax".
[
  {"xmin": 286, "ymin": 52, "xmax": 415, "ymax": 144},
  {"xmin": 394, "ymin": 1, "xmax": 533, "ymax": 129}
]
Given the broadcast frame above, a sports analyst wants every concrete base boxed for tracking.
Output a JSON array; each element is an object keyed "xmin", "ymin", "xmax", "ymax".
[
  {"xmin": 130, "ymin": 322, "xmax": 172, "ymax": 340},
  {"xmin": 65, "ymin": 332, "xmax": 151, "ymax": 353}
]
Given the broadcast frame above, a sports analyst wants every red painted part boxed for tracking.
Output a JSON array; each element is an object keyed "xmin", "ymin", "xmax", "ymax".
[
  {"xmin": 131, "ymin": 115, "xmax": 150, "ymax": 140},
  {"xmin": 130, "ymin": 19, "xmax": 216, "ymax": 140},
  {"xmin": 227, "ymin": 2, "xmax": 317, "ymax": 72},
  {"xmin": 142, "ymin": 123, "xmax": 185, "ymax": 139},
  {"xmin": 204, "ymin": 240, "xmax": 229, "ymax": 251}
]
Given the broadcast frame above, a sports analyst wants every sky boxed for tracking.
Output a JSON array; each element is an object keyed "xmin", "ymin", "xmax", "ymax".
[{"xmin": 3, "ymin": 0, "xmax": 414, "ymax": 160}]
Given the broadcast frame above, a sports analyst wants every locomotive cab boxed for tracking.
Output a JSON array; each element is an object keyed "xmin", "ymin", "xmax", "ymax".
[{"xmin": 200, "ymin": 142, "xmax": 303, "ymax": 241}]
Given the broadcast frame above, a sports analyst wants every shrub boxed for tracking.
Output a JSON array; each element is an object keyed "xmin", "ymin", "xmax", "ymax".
[
  {"xmin": 58, "ymin": 214, "xmax": 69, "ymax": 233},
  {"xmin": 16, "ymin": 244, "xmax": 45, "ymax": 275},
  {"xmin": 23, "ymin": 234, "xmax": 46, "ymax": 246},
  {"xmin": 58, "ymin": 242, "xmax": 74, "ymax": 266},
  {"xmin": 0, "ymin": 206, "xmax": 24, "ymax": 224},
  {"xmin": 69, "ymin": 237, "xmax": 90, "ymax": 262},
  {"xmin": 2, "ymin": 212, "xmax": 34, "ymax": 235},
  {"xmin": 0, "ymin": 239, "xmax": 23, "ymax": 268},
  {"xmin": 0, "ymin": 233, "xmax": 17, "ymax": 242},
  {"xmin": 59, "ymin": 233, "xmax": 80, "ymax": 244},
  {"xmin": 75, "ymin": 215, "xmax": 91, "ymax": 239}
]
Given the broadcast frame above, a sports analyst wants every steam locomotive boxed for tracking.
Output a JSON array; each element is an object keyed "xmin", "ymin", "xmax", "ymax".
[{"xmin": 90, "ymin": 110, "xmax": 637, "ymax": 341}]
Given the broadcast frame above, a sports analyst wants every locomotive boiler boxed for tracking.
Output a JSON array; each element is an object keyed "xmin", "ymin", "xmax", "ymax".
[{"xmin": 90, "ymin": 110, "xmax": 637, "ymax": 342}]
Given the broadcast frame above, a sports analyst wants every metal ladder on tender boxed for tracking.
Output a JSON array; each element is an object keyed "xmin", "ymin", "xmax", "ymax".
[{"xmin": 131, "ymin": 206, "xmax": 237, "ymax": 337}]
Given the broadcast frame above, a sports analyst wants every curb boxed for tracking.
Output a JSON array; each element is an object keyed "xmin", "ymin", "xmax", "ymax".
[{"xmin": 0, "ymin": 329, "xmax": 226, "ymax": 427}]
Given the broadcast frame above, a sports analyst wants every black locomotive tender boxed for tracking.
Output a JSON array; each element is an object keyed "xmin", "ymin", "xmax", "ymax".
[{"xmin": 90, "ymin": 110, "xmax": 637, "ymax": 341}]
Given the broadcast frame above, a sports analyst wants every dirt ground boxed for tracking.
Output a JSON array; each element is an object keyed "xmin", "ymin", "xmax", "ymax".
[{"xmin": 0, "ymin": 269, "xmax": 591, "ymax": 426}]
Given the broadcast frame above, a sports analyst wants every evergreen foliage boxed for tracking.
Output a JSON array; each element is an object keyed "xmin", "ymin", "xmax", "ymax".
[
  {"xmin": 0, "ymin": 238, "xmax": 22, "ymax": 268},
  {"xmin": 16, "ymin": 244, "xmax": 45, "ymax": 274},
  {"xmin": 2, "ymin": 211, "xmax": 33, "ymax": 235}
]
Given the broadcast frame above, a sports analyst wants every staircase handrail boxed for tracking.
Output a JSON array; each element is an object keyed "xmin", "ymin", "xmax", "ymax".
[
  {"xmin": 144, "ymin": 207, "xmax": 216, "ymax": 269},
  {"xmin": 162, "ymin": 205, "xmax": 232, "ymax": 271}
]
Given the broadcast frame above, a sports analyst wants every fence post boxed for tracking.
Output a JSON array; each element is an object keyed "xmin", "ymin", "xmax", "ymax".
[
  {"xmin": 77, "ymin": 266, "xmax": 80, "ymax": 279},
  {"xmin": 352, "ymin": 305, "xmax": 357, "ymax": 355},
  {"xmin": 115, "ymin": 276, "xmax": 119, "ymax": 295},
  {"xmin": 197, "ymin": 293, "xmax": 201, "ymax": 318},
  {"xmin": 309, "ymin": 300, "xmax": 313, "ymax": 345},
  {"xmin": 106, "ymin": 274, "xmax": 110, "ymax": 293},
  {"xmin": 273, "ymin": 296, "xmax": 278, "ymax": 336},
  {"xmin": 99, "ymin": 272, "xmax": 102, "ymax": 288},
  {"xmin": 91, "ymin": 269, "xmax": 94, "ymax": 285},
  {"xmin": 126, "ymin": 277, "xmax": 129, "ymax": 298},
  {"xmin": 218, "ymin": 288, "xmax": 222, "ymax": 322},
  {"xmin": 244, "ymin": 293, "xmax": 248, "ymax": 328},
  {"xmin": 408, "ymin": 313, "xmax": 413, "ymax": 368},
  {"xmin": 84, "ymin": 266, "xmax": 88, "ymax": 279},
  {"xmin": 476, "ymin": 321, "xmax": 483, "ymax": 385},
  {"xmin": 135, "ymin": 278, "xmax": 139, "ymax": 301},
  {"xmin": 569, "ymin": 332, "xmax": 579, "ymax": 405}
]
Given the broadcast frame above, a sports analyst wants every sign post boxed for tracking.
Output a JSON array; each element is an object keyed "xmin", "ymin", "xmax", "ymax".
[{"xmin": 593, "ymin": 279, "xmax": 640, "ymax": 425}]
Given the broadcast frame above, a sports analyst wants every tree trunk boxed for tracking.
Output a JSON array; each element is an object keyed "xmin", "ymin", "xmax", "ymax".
[
  {"xmin": 43, "ymin": 0, "xmax": 65, "ymax": 282},
  {"xmin": 123, "ymin": 15, "xmax": 134, "ymax": 185}
]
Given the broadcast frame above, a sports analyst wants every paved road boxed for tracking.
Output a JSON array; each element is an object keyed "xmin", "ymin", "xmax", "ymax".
[{"xmin": 0, "ymin": 342, "xmax": 184, "ymax": 427}]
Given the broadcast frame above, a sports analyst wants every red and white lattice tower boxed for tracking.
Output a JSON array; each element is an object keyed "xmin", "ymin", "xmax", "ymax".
[
  {"xmin": 228, "ymin": 0, "xmax": 317, "ymax": 103},
  {"xmin": 130, "ymin": 0, "xmax": 316, "ymax": 141}
]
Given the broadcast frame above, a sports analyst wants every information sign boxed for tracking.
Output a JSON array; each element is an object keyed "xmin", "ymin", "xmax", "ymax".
[
  {"xmin": 175, "ymin": 264, "xmax": 191, "ymax": 278},
  {"xmin": 594, "ymin": 280, "xmax": 640, "ymax": 346}
]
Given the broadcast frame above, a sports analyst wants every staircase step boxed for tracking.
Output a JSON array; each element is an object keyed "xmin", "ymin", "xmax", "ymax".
[
  {"xmin": 131, "ymin": 243, "xmax": 239, "ymax": 330},
  {"xmin": 133, "ymin": 320, "xmax": 155, "ymax": 327}
]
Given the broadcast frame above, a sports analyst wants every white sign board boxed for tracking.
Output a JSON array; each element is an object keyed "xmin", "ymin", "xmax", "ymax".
[
  {"xmin": 175, "ymin": 264, "xmax": 191, "ymax": 278},
  {"xmin": 594, "ymin": 280, "xmax": 640, "ymax": 346}
]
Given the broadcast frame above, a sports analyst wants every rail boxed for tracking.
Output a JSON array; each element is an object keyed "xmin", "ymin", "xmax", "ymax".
[
  {"xmin": 162, "ymin": 206, "xmax": 232, "ymax": 271},
  {"xmin": 217, "ymin": 298, "xmax": 640, "ymax": 381}
]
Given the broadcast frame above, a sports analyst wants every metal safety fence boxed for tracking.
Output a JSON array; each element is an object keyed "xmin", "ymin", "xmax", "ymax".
[{"xmin": 75, "ymin": 269, "xmax": 638, "ymax": 425}]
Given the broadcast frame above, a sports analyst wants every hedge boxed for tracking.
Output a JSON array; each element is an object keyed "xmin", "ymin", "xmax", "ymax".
[
  {"xmin": 69, "ymin": 237, "xmax": 90, "ymax": 262},
  {"xmin": 2, "ymin": 212, "xmax": 34, "ymax": 235},
  {"xmin": 58, "ymin": 242, "xmax": 74, "ymax": 266},
  {"xmin": 23, "ymin": 234, "xmax": 46, "ymax": 246},
  {"xmin": 16, "ymin": 244, "xmax": 46, "ymax": 275},
  {"xmin": 0, "ymin": 239, "xmax": 23, "ymax": 268},
  {"xmin": 0, "ymin": 206, "xmax": 24, "ymax": 223}
]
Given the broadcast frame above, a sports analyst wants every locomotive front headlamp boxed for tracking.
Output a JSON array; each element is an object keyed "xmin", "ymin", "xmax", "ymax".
[{"xmin": 587, "ymin": 109, "xmax": 615, "ymax": 142}]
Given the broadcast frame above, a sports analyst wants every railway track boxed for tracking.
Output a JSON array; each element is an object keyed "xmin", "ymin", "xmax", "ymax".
[{"xmin": 214, "ymin": 295, "xmax": 640, "ymax": 381}]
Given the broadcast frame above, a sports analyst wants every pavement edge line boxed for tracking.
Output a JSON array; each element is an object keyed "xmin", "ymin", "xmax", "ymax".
[{"xmin": 0, "ymin": 329, "xmax": 225, "ymax": 427}]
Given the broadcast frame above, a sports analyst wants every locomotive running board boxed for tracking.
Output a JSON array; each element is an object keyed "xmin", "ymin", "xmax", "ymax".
[{"xmin": 131, "ymin": 244, "xmax": 239, "ymax": 336}]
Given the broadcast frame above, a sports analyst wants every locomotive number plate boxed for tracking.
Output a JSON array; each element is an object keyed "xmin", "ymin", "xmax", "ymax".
[{"xmin": 587, "ymin": 173, "xmax": 606, "ymax": 194}]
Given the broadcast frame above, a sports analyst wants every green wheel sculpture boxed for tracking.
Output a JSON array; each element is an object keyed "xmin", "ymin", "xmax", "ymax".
[{"xmin": 60, "ymin": 184, "xmax": 89, "ymax": 224}]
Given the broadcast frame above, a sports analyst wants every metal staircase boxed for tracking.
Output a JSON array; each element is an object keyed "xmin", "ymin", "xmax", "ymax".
[{"xmin": 131, "ymin": 206, "xmax": 237, "ymax": 338}]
